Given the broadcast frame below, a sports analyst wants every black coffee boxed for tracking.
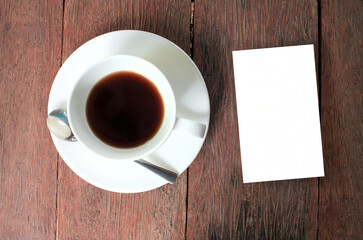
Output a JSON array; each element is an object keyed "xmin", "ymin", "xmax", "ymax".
[{"xmin": 86, "ymin": 71, "xmax": 164, "ymax": 148}]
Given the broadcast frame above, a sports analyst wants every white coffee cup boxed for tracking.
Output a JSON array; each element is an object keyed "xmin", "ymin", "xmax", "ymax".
[{"xmin": 68, "ymin": 55, "xmax": 206, "ymax": 161}]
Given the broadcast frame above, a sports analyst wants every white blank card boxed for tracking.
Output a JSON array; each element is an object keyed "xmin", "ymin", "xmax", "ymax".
[{"xmin": 232, "ymin": 44, "xmax": 324, "ymax": 183}]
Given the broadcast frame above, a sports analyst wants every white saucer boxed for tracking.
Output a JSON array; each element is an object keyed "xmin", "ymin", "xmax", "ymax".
[{"xmin": 48, "ymin": 30, "xmax": 210, "ymax": 193}]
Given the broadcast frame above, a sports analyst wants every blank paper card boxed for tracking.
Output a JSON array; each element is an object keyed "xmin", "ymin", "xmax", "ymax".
[{"xmin": 232, "ymin": 44, "xmax": 324, "ymax": 183}]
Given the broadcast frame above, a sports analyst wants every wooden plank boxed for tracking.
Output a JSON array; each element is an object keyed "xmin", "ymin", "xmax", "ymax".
[
  {"xmin": 188, "ymin": 0, "xmax": 319, "ymax": 239},
  {"xmin": 319, "ymin": 0, "xmax": 363, "ymax": 238},
  {"xmin": 0, "ymin": 0, "xmax": 62, "ymax": 239},
  {"xmin": 57, "ymin": 0, "xmax": 190, "ymax": 239}
]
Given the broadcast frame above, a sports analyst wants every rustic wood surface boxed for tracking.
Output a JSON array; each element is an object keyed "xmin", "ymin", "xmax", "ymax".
[
  {"xmin": 319, "ymin": 0, "xmax": 363, "ymax": 238},
  {"xmin": 0, "ymin": 0, "xmax": 361, "ymax": 239},
  {"xmin": 0, "ymin": 0, "xmax": 62, "ymax": 239},
  {"xmin": 188, "ymin": 0, "xmax": 320, "ymax": 239}
]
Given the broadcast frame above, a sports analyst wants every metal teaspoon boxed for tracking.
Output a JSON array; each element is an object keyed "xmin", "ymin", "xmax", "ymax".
[{"xmin": 46, "ymin": 109, "xmax": 177, "ymax": 184}]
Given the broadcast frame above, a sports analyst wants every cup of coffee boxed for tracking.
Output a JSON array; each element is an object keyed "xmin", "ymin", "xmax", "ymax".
[{"xmin": 67, "ymin": 55, "xmax": 206, "ymax": 161}]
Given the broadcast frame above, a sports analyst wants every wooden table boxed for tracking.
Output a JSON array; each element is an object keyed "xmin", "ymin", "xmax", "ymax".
[{"xmin": 0, "ymin": 0, "xmax": 361, "ymax": 239}]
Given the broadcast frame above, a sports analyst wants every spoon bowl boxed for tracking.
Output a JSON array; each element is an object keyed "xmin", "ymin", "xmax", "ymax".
[{"xmin": 47, "ymin": 108, "xmax": 178, "ymax": 184}]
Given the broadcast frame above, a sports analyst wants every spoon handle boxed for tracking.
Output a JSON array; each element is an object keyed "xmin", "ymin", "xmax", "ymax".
[{"xmin": 134, "ymin": 160, "xmax": 178, "ymax": 184}]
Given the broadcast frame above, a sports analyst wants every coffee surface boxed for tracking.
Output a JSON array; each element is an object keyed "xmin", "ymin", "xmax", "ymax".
[{"xmin": 86, "ymin": 71, "xmax": 164, "ymax": 148}]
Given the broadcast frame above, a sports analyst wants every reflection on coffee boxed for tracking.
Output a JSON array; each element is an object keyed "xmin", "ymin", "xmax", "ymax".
[{"xmin": 86, "ymin": 71, "xmax": 164, "ymax": 148}]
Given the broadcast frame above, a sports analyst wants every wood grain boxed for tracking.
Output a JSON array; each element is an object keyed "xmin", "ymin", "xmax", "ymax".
[
  {"xmin": 1, "ymin": 0, "xmax": 362, "ymax": 239},
  {"xmin": 0, "ymin": 0, "xmax": 62, "ymax": 239},
  {"xmin": 188, "ymin": 0, "xmax": 320, "ymax": 239},
  {"xmin": 57, "ymin": 0, "xmax": 190, "ymax": 239},
  {"xmin": 319, "ymin": 0, "xmax": 363, "ymax": 238}
]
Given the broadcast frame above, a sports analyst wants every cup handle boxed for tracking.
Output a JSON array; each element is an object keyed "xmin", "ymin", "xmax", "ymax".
[{"xmin": 173, "ymin": 117, "xmax": 207, "ymax": 138}]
